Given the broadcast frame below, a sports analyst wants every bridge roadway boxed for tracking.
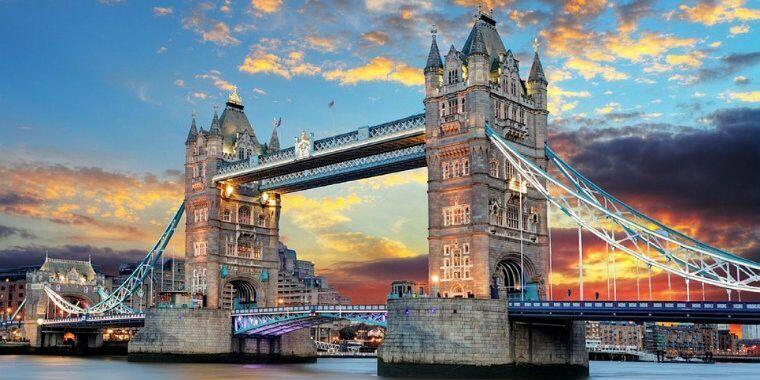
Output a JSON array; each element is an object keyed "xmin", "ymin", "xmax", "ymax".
[
  {"xmin": 212, "ymin": 113, "xmax": 426, "ymax": 193},
  {"xmin": 11, "ymin": 301, "xmax": 758, "ymax": 334}
]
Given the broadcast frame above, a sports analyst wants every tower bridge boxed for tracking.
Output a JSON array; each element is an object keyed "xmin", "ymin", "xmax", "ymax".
[{"xmin": 12, "ymin": 10, "xmax": 760, "ymax": 378}]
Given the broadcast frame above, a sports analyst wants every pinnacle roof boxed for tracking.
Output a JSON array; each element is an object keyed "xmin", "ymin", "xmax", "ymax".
[
  {"xmin": 461, "ymin": 15, "xmax": 507, "ymax": 65},
  {"xmin": 529, "ymin": 52, "xmax": 547, "ymax": 84},
  {"xmin": 425, "ymin": 36, "xmax": 443, "ymax": 70}
]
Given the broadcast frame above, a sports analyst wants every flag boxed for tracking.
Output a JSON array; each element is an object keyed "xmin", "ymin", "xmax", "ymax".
[{"xmin": 328, "ymin": 100, "xmax": 335, "ymax": 109}]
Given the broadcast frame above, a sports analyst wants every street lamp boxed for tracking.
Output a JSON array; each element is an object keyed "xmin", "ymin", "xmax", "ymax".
[{"xmin": 431, "ymin": 275, "xmax": 440, "ymax": 297}]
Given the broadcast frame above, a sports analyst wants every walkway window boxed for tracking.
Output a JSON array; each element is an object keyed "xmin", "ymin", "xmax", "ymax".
[
  {"xmin": 506, "ymin": 204, "xmax": 519, "ymax": 229},
  {"xmin": 238, "ymin": 206, "xmax": 251, "ymax": 225},
  {"xmin": 490, "ymin": 159, "xmax": 499, "ymax": 177},
  {"xmin": 193, "ymin": 241, "xmax": 207, "ymax": 257},
  {"xmin": 443, "ymin": 204, "xmax": 471, "ymax": 226}
]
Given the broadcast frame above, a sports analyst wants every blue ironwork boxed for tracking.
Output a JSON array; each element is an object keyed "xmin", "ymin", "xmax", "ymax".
[
  {"xmin": 486, "ymin": 124, "xmax": 760, "ymax": 293},
  {"xmin": 507, "ymin": 301, "xmax": 760, "ymax": 324},
  {"xmin": 259, "ymin": 145, "xmax": 425, "ymax": 192},
  {"xmin": 43, "ymin": 202, "xmax": 185, "ymax": 315},
  {"xmin": 214, "ymin": 113, "xmax": 425, "ymax": 181},
  {"xmin": 232, "ymin": 305, "xmax": 387, "ymax": 336}
]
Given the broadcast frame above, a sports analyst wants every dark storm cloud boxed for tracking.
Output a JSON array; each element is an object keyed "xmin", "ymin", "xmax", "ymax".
[
  {"xmin": 0, "ymin": 245, "xmax": 146, "ymax": 275},
  {"xmin": 551, "ymin": 108, "xmax": 760, "ymax": 224},
  {"xmin": 696, "ymin": 51, "xmax": 760, "ymax": 82},
  {"xmin": 0, "ymin": 225, "xmax": 36, "ymax": 240}
]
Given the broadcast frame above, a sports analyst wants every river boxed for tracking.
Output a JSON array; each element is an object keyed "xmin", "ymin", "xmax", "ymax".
[{"xmin": 1, "ymin": 356, "xmax": 759, "ymax": 379}]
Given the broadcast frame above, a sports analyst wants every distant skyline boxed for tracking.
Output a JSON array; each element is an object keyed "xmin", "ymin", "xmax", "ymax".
[{"xmin": 0, "ymin": 0, "xmax": 758, "ymax": 304}]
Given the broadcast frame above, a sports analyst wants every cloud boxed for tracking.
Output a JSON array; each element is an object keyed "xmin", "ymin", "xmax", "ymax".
[
  {"xmin": 195, "ymin": 71, "xmax": 235, "ymax": 91},
  {"xmin": 665, "ymin": 50, "xmax": 707, "ymax": 68},
  {"xmin": 724, "ymin": 90, "xmax": 760, "ymax": 102},
  {"xmin": 305, "ymin": 35, "xmax": 338, "ymax": 52},
  {"xmin": 156, "ymin": 46, "xmax": 167, "ymax": 54},
  {"xmin": 678, "ymin": 0, "xmax": 760, "ymax": 26},
  {"xmin": 565, "ymin": 58, "xmax": 629, "ymax": 81},
  {"xmin": 252, "ymin": 88, "xmax": 267, "ymax": 95},
  {"xmin": 356, "ymin": 170, "xmax": 427, "ymax": 189},
  {"xmin": 202, "ymin": 22, "xmax": 239, "ymax": 46},
  {"xmin": 316, "ymin": 232, "xmax": 417, "ymax": 260},
  {"xmin": 152, "ymin": 6, "xmax": 173, "ymax": 16},
  {"xmin": 0, "ymin": 225, "xmax": 35, "ymax": 240},
  {"xmin": 281, "ymin": 193, "xmax": 364, "ymax": 230},
  {"xmin": 323, "ymin": 57, "xmax": 423, "ymax": 86},
  {"xmin": 192, "ymin": 92, "xmax": 208, "ymax": 99},
  {"xmin": 550, "ymin": 108, "xmax": 760, "ymax": 227},
  {"xmin": 360, "ymin": 31, "xmax": 390, "ymax": 46},
  {"xmin": 733, "ymin": 75, "xmax": 749, "ymax": 85},
  {"xmin": 547, "ymin": 85, "xmax": 591, "ymax": 114},
  {"xmin": 0, "ymin": 245, "xmax": 147, "ymax": 275},
  {"xmin": 182, "ymin": 4, "xmax": 239, "ymax": 46},
  {"xmin": 251, "ymin": 0, "xmax": 284, "ymax": 14},
  {"xmin": 686, "ymin": 51, "xmax": 760, "ymax": 84},
  {"xmin": 239, "ymin": 40, "xmax": 321, "ymax": 79},
  {"xmin": 319, "ymin": 254, "xmax": 428, "ymax": 303},
  {"xmin": 595, "ymin": 102, "xmax": 622, "ymax": 114},
  {"xmin": 173, "ymin": 79, "xmax": 185, "ymax": 87},
  {"xmin": 730, "ymin": 24, "xmax": 750, "ymax": 35},
  {"xmin": 615, "ymin": 0, "xmax": 655, "ymax": 33},
  {"xmin": 0, "ymin": 162, "xmax": 182, "ymax": 243}
]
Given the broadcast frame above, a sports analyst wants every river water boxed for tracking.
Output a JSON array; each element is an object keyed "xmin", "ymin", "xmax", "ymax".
[{"xmin": 1, "ymin": 356, "xmax": 759, "ymax": 380}]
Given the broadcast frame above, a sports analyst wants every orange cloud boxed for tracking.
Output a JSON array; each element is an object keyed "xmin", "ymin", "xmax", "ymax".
[
  {"xmin": 305, "ymin": 35, "xmax": 338, "ymax": 52},
  {"xmin": 323, "ymin": 57, "xmax": 423, "ymax": 86},
  {"xmin": 251, "ymin": 0, "xmax": 283, "ymax": 14},
  {"xmin": 0, "ymin": 163, "xmax": 182, "ymax": 244},
  {"xmin": 361, "ymin": 31, "xmax": 390, "ymax": 46},
  {"xmin": 201, "ymin": 22, "xmax": 239, "ymax": 46},
  {"xmin": 565, "ymin": 58, "xmax": 629, "ymax": 81},
  {"xmin": 678, "ymin": 0, "xmax": 760, "ymax": 26},
  {"xmin": 239, "ymin": 47, "xmax": 320, "ymax": 79}
]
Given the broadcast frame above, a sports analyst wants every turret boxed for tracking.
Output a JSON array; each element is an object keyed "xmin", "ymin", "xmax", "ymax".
[
  {"xmin": 424, "ymin": 25, "xmax": 443, "ymax": 97},
  {"xmin": 465, "ymin": 18, "xmax": 489, "ymax": 86},
  {"xmin": 267, "ymin": 117, "xmax": 281, "ymax": 154},
  {"xmin": 185, "ymin": 113, "xmax": 198, "ymax": 145},
  {"xmin": 207, "ymin": 106, "xmax": 223, "ymax": 157},
  {"xmin": 527, "ymin": 38, "xmax": 548, "ymax": 110}
]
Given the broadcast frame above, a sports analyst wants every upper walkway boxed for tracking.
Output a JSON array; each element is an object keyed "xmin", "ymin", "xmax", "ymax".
[{"xmin": 213, "ymin": 114, "xmax": 425, "ymax": 192}]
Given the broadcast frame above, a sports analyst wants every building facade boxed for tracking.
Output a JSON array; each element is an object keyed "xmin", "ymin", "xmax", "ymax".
[
  {"xmin": 277, "ymin": 243, "xmax": 348, "ymax": 306},
  {"xmin": 423, "ymin": 12, "xmax": 549, "ymax": 299},
  {"xmin": 0, "ymin": 267, "xmax": 31, "ymax": 321},
  {"xmin": 184, "ymin": 89, "xmax": 282, "ymax": 309},
  {"xmin": 585, "ymin": 321, "xmax": 644, "ymax": 350}
]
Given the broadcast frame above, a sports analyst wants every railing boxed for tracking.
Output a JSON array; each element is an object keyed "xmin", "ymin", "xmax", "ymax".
[
  {"xmin": 259, "ymin": 145, "xmax": 425, "ymax": 191},
  {"xmin": 214, "ymin": 114, "xmax": 425, "ymax": 179},
  {"xmin": 39, "ymin": 313, "xmax": 145, "ymax": 326},
  {"xmin": 508, "ymin": 300, "xmax": 760, "ymax": 310}
]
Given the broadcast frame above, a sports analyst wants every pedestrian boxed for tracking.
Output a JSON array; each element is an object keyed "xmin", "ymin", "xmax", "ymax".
[
  {"xmin": 595, "ymin": 291, "xmax": 599, "ymax": 300},
  {"xmin": 567, "ymin": 288, "xmax": 572, "ymax": 299}
]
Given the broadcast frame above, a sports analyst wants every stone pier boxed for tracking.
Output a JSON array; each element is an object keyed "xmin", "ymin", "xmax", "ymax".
[
  {"xmin": 129, "ymin": 308, "xmax": 315, "ymax": 363},
  {"xmin": 378, "ymin": 298, "xmax": 588, "ymax": 378}
]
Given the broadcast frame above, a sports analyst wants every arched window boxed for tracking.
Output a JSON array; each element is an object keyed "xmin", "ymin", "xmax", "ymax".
[
  {"xmin": 238, "ymin": 206, "xmax": 250, "ymax": 224},
  {"xmin": 490, "ymin": 159, "xmax": 499, "ymax": 177}
]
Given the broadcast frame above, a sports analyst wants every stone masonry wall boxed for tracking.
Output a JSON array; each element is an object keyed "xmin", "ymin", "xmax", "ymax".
[
  {"xmin": 129, "ymin": 308, "xmax": 231, "ymax": 355},
  {"xmin": 379, "ymin": 298, "xmax": 510, "ymax": 366},
  {"xmin": 510, "ymin": 320, "xmax": 588, "ymax": 366}
]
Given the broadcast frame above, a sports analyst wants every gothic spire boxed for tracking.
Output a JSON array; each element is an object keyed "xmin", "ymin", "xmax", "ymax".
[
  {"xmin": 528, "ymin": 38, "xmax": 547, "ymax": 84},
  {"xmin": 424, "ymin": 25, "xmax": 443, "ymax": 72},
  {"xmin": 268, "ymin": 117, "xmax": 281, "ymax": 153},
  {"xmin": 468, "ymin": 25, "xmax": 488, "ymax": 57},
  {"xmin": 185, "ymin": 112, "xmax": 198, "ymax": 144},
  {"xmin": 210, "ymin": 105, "xmax": 222, "ymax": 136}
]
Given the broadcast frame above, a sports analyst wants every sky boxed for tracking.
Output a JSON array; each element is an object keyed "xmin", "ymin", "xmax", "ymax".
[{"xmin": 0, "ymin": 0, "xmax": 758, "ymax": 306}]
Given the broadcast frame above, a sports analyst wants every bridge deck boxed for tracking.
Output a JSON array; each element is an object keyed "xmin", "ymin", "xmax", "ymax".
[
  {"xmin": 213, "ymin": 114, "xmax": 425, "ymax": 190},
  {"xmin": 14, "ymin": 301, "xmax": 759, "ymax": 333}
]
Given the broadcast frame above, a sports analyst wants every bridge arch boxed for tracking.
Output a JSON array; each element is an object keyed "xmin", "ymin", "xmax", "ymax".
[
  {"xmin": 222, "ymin": 277, "xmax": 263, "ymax": 310},
  {"xmin": 491, "ymin": 254, "xmax": 538, "ymax": 300}
]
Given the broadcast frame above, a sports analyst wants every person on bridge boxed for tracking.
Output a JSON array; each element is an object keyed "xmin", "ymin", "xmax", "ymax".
[
  {"xmin": 567, "ymin": 289, "xmax": 572, "ymax": 299},
  {"xmin": 595, "ymin": 292, "xmax": 600, "ymax": 300}
]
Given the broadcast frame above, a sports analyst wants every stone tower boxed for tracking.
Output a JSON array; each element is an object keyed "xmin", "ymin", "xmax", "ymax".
[
  {"xmin": 184, "ymin": 89, "xmax": 281, "ymax": 309},
  {"xmin": 424, "ymin": 12, "xmax": 550, "ymax": 300}
]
